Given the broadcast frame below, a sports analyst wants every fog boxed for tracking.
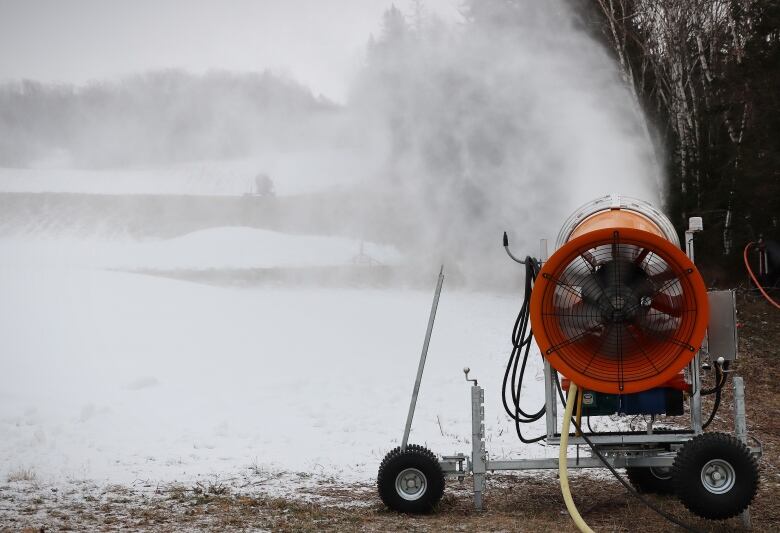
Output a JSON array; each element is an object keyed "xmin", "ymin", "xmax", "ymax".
[
  {"xmin": 0, "ymin": 0, "xmax": 462, "ymax": 102},
  {"xmin": 0, "ymin": 70, "xmax": 339, "ymax": 167},
  {"xmin": 349, "ymin": 2, "xmax": 661, "ymax": 283},
  {"xmin": 0, "ymin": 0, "xmax": 662, "ymax": 286}
]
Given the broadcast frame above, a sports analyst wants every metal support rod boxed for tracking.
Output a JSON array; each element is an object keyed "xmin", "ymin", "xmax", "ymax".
[
  {"xmin": 733, "ymin": 376, "xmax": 747, "ymax": 442},
  {"xmin": 691, "ymin": 353, "xmax": 703, "ymax": 433},
  {"xmin": 471, "ymin": 384, "xmax": 486, "ymax": 511},
  {"xmin": 733, "ymin": 376, "xmax": 753, "ymax": 529},
  {"xmin": 486, "ymin": 454, "xmax": 677, "ymax": 471},
  {"xmin": 401, "ymin": 265, "xmax": 445, "ymax": 451},
  {"xmin": 684, "ymin": 221, "xmax": 703, "ymax": 433},
  {"xmin": 544, "ymin": 360, "xmax": 557, "ymax": 439}
]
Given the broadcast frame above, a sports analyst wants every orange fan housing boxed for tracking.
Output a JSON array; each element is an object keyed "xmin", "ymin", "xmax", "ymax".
[{"xmin": 530, "ymin": 222, "xmax": 709, "ymax": 394}]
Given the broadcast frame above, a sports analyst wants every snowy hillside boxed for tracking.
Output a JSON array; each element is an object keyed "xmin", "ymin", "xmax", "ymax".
[
  {"xmin": 0, "ymin": 237, "xmax": 556, "ymax": 490},
  {"xmin": 0, "ymin": 180, "xmax": 563, "ymax": 492},
  {"xmin": 0, "ymin": 152, "xmax": 368, "ymax": 197},
  {"xmin": 0, "ymin": 227, "xmax": 402, "ymax": 271}
]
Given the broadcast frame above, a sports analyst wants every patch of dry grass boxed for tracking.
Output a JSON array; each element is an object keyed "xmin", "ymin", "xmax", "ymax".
[{"xmin": 6, "ymin": 468, "xmax": 36, "ymax": 483}]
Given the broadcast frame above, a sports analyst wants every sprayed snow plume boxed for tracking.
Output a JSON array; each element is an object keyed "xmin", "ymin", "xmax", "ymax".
[{"xmin": 350, "ymin": 0, "xmax": 661, "ymax": 285}]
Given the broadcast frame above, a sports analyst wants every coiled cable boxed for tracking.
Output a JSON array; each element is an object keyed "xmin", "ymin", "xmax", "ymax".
[{"xmin": 501, "ymin": 256, "xmax": 547, "ymax": 443}]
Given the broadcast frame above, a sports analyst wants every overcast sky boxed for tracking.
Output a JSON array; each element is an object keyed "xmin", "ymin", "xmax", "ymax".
[{"xmin": 0, "ymin": 0, "xmax": 461, "ymax": 102}]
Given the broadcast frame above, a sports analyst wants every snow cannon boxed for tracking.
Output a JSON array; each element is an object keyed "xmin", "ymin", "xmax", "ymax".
[
  {"xmin": 529, "ymin": 195, "xmax": 709, "ymax": 395},
  {"xmin": 379, "ymin": 194, "xmax": 760, "ymax": 529}
]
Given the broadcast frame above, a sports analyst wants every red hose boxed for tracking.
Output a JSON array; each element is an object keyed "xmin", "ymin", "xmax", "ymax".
[{"xmin": 744, "ymin": 242, "xmax": 780, "ymax": 310}]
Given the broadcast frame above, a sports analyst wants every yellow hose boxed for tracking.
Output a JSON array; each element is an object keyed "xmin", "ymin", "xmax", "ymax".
[{"xmin": 559, "ymin": 383, "xmax": 595, "ymax": 533}]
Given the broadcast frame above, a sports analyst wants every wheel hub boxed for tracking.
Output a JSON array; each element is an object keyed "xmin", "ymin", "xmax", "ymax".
[
  {"xmin": 649, "ymin": 466, "xmax": 672, "ymax": 480},
  {"xmin": 395, "ymin": 468, "xmax": 427, "ymax": 501},
  {"xmin": 701, "ymin": 459, "xmax": 736, "ymax": 494}
]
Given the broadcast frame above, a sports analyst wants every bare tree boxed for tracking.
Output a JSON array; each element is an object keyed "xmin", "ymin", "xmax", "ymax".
[{"xmin": 592, "ymin": 0, "xmax": 760, "ymax": 256}]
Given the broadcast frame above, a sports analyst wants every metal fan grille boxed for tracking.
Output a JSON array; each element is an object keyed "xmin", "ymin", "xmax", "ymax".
[{"xmin": 535, "ymin": 229, "xmax": 705, "ymax": 393}]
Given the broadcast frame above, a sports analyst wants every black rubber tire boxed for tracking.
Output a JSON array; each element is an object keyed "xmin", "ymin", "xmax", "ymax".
[
  {"xmin": 626, "ymin": 466, "xmax": 675, "ymax": 495},
  {"xmin": 377, "ymin": 444, "xmax": 445, "ymax": 513},
  {"xmin": 672, "ymin": 432, "xmax": 759, "ymax": 520}
]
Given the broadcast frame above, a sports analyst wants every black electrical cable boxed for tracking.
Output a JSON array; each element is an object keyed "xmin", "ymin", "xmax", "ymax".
[
  {"xmin": 553, "ymin": 377, "xmax": 701, "ymax": 533},
  {"xmin": 512, "ymin": 261, "xmax": 546, "ymax": 443},
  {"xmin": 572, "ymin": 419, "xmax": 702, "ymax": 533},
  {"xmin": 696, "ymin": 361, "xmax": 730, "ymax": 429},
  {"xmin": 701, "ymin": 361, "xmax": 729, "ymax": 396},
  {"xmin": 510, "ymin": 259, "xmax": 539, "ymax": 417},
  {"xmin": 702, "ymin": 363, "xmax": 729, "ymax": 429},
  {"xmin": 501, "ymin": 257, "xmax": 547, "ymax": 443},
  {"xmin": 504, "ymin": 278, "xmax": 540, "ymax": 419},
  {"xmin": 702, "ymin": 385, "xmax": 722, "ymax": 429}
]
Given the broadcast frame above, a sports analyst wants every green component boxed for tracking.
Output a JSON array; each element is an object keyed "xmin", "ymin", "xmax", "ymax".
[{"xmin": 576, "ymin": 390, "xmax": 619, "ymax": 416}]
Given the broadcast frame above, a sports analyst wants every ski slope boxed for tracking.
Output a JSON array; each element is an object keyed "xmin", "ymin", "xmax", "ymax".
[
  {"xmin": 0, "ymin": 159, "xmax": 562, "ymax": 491},
  {"xmin": 0, "ymin": 227, "xmax": 402, "ymax": 271},
  {"xmin": 0, "ymin": 230, "xmax": 555, "ymax": 489},
  {"xmin": 0, "ymin": 151, "xmax": 368, "ymax": 197}
]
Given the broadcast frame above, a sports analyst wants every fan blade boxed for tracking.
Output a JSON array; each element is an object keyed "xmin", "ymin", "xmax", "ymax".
[
  {"xmin": 555, "ymin": 301, "xmax": 605, "ymax": 346},
  {"xmin": 572, "ymin": 269, "xmax": 609, "ymax": 306},
  {"xmin": 649, "ymin": 269, "xmax": 677, "ymax": 286},
  {"xmin": 562, "ymin": 270, "xmax": 593, "ymax": 287},
  {"xmin": 560, "ymin": 253, "xmax": 598, "ymax": 286},
  {"xmin": 651, "ymin": 293, "xmax": 684, "ymax": 317},
  {"xmin": 634, "ymin": 310, "xmax": 679, "ymax": 337},
  {"xmin": 633, "ymin": 247, "xmax": 649, "ymax": 265},
  {"xmin": 594, "ymin": 325, "xmax": 632, "ymax": 360}
]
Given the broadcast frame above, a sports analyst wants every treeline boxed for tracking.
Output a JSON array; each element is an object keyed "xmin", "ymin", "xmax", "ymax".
[
  {"xmin": 581, "ymin": 0, "xmax": 780, "ymax": 276},
  {"xmin": 0, "ymin": 70, "xmax": 336, "ymax": 167}
]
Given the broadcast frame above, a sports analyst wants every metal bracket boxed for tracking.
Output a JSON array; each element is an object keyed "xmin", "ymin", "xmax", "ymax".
[
  {"xmin": 463, "ymin": 367, "xmax": 478, "ymax": 386},
  {"xmin": 440, "ymin": 454, "xmax": 467, "ymax": 482},
  {"xmin": 502, "ymin": 232, "xmax": 529, "ymax": 265},
  {"xmin": 470, "ymin": 380, "xmax": 486, "ymax": 511}
]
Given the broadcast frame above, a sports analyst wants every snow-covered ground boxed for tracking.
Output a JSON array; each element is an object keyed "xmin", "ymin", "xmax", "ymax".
[
  {"xmin": 0, "ymin": 152, "xmax": 368, "ymax": 197},
  {"xmin": 0, "ymin": 167, "xmax": 561, "ymax": 493},
  {"xmin": 0, "ymin": 227, "xmax": 402, "ymax": 271},
  {"xmin": 0, "ymin": 234, "xmax": 557, "ymax": 490}
]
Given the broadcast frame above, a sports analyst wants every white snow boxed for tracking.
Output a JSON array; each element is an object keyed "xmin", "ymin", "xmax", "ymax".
[
  {"xmin": 0, "ymin": 227, "xmax": 402, "ymax": 271},
  {"xmin": 0, "ymin": 152, "xmax": 368, "ymax": 197},
  {"xmin": 0, "ymin": 190, "xmax": 560, "ymax": 492},
  {"xmin": 0, "ymin": 239, "xmax": 559, "ymax": 490}
]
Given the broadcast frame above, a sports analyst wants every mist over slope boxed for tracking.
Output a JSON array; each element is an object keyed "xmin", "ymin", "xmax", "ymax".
[
  {"xmin": 0, "ymin": 0, "xmax": 663, "ymax": 286},
  {"xmin": 349, "ymin": 1, "xmax": 662, "ymax": 283},
  {"xmin": 0, "ymin": 70, "xmax": 338, "ymax": 167}
]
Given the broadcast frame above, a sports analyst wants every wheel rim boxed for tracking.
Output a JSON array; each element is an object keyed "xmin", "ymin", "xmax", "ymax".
[
  {"xmin": 649, "ymin": 466, "xmax": 672, "ymax": 481},
  {"xmin": 395, "ymin": 468, "xmax": 427, "ymax": 501},
  {"xmin": 700, "ymin": 459, "xmax": 736, "ymax": 494}
]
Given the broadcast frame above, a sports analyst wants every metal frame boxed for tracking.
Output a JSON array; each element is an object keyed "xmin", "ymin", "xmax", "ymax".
[
  {"xmin": 439, "ymin": 371, "xmax": 762, "ymax": 513},
  {"xmin": 432, "ymin": 318, "xmax": 752, "ymax": 513},
  {"xmin": 399, "ymin": 218, "xmax": 762, "ymax": 518}
]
